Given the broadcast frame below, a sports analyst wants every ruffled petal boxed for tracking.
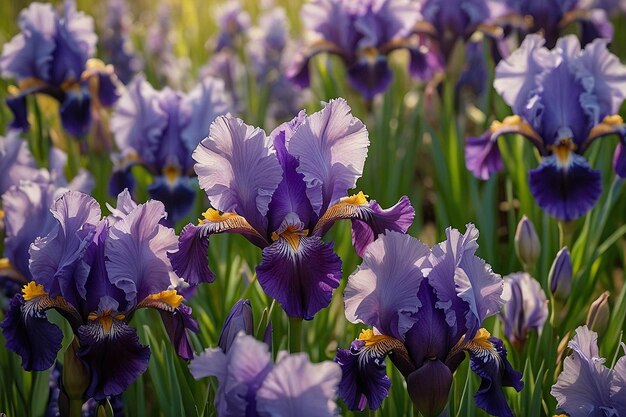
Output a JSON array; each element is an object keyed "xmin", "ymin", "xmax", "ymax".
[
  {"xmin": 256, "ymin": 235, "xmax": 342, "ymax": 319},
  {"xmin": 610, "ymin": 352, "xmax": 626, "ymax": 414},
  {"xmin": 287, "ymin": 98, "xmax": 369, "ymax": 215},
  {"xmin": 345, "ymin": 230, "xmax": 429, "ymax": 340},
  {"xmin": 528, "ymin": 154, "xmax": 602, "ymax": 221},
  {"xmin": 193, "ymin": 115, "xmax": 282, "ymax": 233},
  {"xmin": 106, "ymin": 199, "xmax": 178, "ymax": 308},
  {"xmin": 157, "ymin": 303, "xmax": 198, "ymax": 360},
  {"xmin": 167, "ymin": 223, "xmax": 215, "ymax": 286},
  {"xmin": 1, "ymin": 293, "xmax": 63, "ymax": 371},
  {"xmin": 77, "ymin": 320, "xmax": 150, "ymax": 401},
  {"xmin": 334, "ymin": 344, "xmax": 390, "ymax": 411},
  {"xmin": 256, "ymin": 352, "xmax": 341, "ymax": 417}
]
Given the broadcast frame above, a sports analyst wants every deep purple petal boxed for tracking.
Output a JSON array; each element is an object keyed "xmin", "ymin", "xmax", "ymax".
[
  {"xmin": 350, "ymin": 196, "xmax": 415, "ymax": 257},
  {"xmin": 167, "ymin": 223, "xmax": 215, "ymax": 286},
  {"xmin": 345, "ymin": 231, "xmax": 429, "ymax": 339},
  {"xmin": 335, "ymin": 346, "xmax": 391, "ymax": 411},
  {"xmin": 456, "ymin": 39, "xmax": 489, "ymax": 99},
  {"xmin": 579, "ymin": 10, "xmax": 614, "ymax": 47},
  {"xmin": 59, "ymin": 87, "xmax": 92, "ymax": 137},
  {"xmin": 346, "ymin": 57, "xmax": 393, "ymax": 100},
  {"xmin": 406, "ymin": 359, "xmax": 453, "ymax": 417},
  {"xmin": 1, "ymin": 294, "xmax": 63, "ymax": 371},
  {"xmin": 158, "ymin": 303, "xmax": 199, "ymax": 360},
  {"xmin": 193, "ymin": 115, "xmax": 282, "ymax": 233},
  {"xmin": 29, "ymin": 191, "xmax": 101, "ymax": 305},
  {"xmin": 288, "ymin": 98, "xmax": 369, "ymax": 215},
  {"xmin": 528, "ymin": 155, "xmax": 602, "ymax": 221},
  {"xmin": 614, "ymin": 139, "xmax": 626, "ymax": 178},
  {"xmin": 256, "ymin": 352, "xmax": 341, "ymax": 417},
  {"xmin": 256, "ymin": 236, "xmax": 342, "ymax": 319},
  {"xmin": 465, "ymin": 130, "xmax": 504, "ymax": 180},
  {"xmin": 147, "ymin": 175, "xmax": 197, "ymax": 225},
  {"xmin": 6, "ymin": 94, "xmax": 30, "ymax": 131},
  {"xmin": 106, "ymin": 200, "xmax": 178, "ymax": 307},
  {"xmin": 78, "ymin": 320, "xmax": 150, "ymax": 401},
  {"xmin": 469, "ymin": 337, "xmax": 523, "ymax": 417}
]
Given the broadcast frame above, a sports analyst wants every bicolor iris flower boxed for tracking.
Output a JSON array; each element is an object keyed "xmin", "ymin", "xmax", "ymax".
[
  {"xmin": 551, "ymin": 325, "xmax": 626, "ymax": 416},
  {"xmin": 1, "ymin": 190, "xmax": 198, "ymax": 400},
  {"xmin": 500, "ymin": 272, "xmax": 548, "ymax": 350},
  {"xmin": 287, "ymin": 0, "xmax": 436, "ymax": 100},
  {"xmin": 336, "ymin": 227, "xmax": 523, "ymax": 416},
  {"xmin": 0, "ymin": 1, "xmax": 121, "ymax": 137},
  {"xmin": 169, "ymin": 98, "xmax": 415, "ymax": 318},
  {"xmin": 109, "ymin": 74, "xmax": 230, "ymax": 225},
  {"xmin": 190, "ymin": 332, "xmax": 341, "ymax": 417},
  {"xmin": 465, "ymin": 35, "xmax": 626, "ymax": 221}
]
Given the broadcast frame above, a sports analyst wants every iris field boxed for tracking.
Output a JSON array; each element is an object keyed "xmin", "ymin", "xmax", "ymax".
[{"xmin": 1, "ymin": 0, "xmax": 626, "ymax": 416}]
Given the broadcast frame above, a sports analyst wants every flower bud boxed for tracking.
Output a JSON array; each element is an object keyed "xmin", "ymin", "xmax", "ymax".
[
  {"xmin": 62, "ymin": 337, "xmax": 89, "ymax": 400},
  {"xmin": 586, "ymin": 291, "xmax": 610, "ymax": 335},
  {"xmin": 548, "ymin": 247, "xmax": 572, "ymax": 300},
  {"xmin": 514, "ymin": 215, "xmax": 540, "ymax": 268},
  {"xmin": 218, "ymin": 299, "xmax": 254, "ymax": 353}
]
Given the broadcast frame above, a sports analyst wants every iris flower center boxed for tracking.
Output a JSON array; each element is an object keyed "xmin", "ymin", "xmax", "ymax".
[{"xmin": 87, "ymin": 309, "xmax": 126, "ymax": 334}]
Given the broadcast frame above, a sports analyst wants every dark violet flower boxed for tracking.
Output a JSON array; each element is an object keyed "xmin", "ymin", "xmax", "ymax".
[
  {"xmin": 504, "ymin": 0, "xmax": 613, "ymax": 47},
  {"xmin": 288, "ymin": 0, "xmax": 433, "ymax": 100},
  {"xmin": 0, "ymin": 190, "xmax": 198, "ymax": 400},
  {"xmin": 551, "ymin": 325, "xmax": 626, "ymax": 416},
  {"xmin": 101, "ymin": 0, "xmax": 142, "ymax": 84},
  {"xmin": 190, "ymin": 332, "xmax": 341, "ymax": 417},
  {"xmin": 218, "ymin": 299, "xmax": 254, "ymax": 353},
  {"xmin": 0, "ymin": 1, "xmax": 121, "ymax": 137},
  {"xmin": 169, "ymin": 98, "xmax": 415, "ymax": 318},
  {"xmin": 337, "ymin": 227, "xmax": 523, "ymax": 416},
  {"xmin": 465, "ymin": 35, "xmax": 626, "ymax": 221},
  {"xmin": 500, "ymin": 272, "xmax": 548, "ymax": 350},
  {"xmin": 109, "ymin": 75, "xmax": 230, "ymax": 225}
]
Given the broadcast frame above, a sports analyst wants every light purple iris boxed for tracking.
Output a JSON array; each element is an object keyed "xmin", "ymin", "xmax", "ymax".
[
  {"xmin": 0, "ymin": 1, "xmax": 120, "ymax": 137},
  {"xmin": 214, "ymin": 0, "xmax": 251, "ymax": 52},
  {"xmin": 500, "ymin": 272, "xmax": 548, "ymax": 350},
  {"xmin": 287, "ymin": 0, "xmax": 437, "ymax": 100},
  {"xmin": 190, "ymin": 332, "xmax": 341, "ymax": 417},
  {"xmin": 337, "ymin": 227, "xmax": 523, "ymax": 416},
  {"xmin": 504, "ymin": 0, "xmax": 613, "ymax": 47},
  {"xmin": 101, "ymin": 0, "xmax": 142, "ymax": 84},
  {"xmin": 465, "ymin": 35, "xmax": 626, "ymax": 221},
  {"xmin": 169, "ymin": 98, "xmax": 415, "ymax": 319},
  {"xmin": 551, "ymin": 325, "xmax": 626, "ymax": 416},
  {"xmin": 1, "ymin": 190, "xmax": 198, "ymax": 400},
  {"xmin": 109, "ymin": 74, "xmax": 230, "ymax": 225}
]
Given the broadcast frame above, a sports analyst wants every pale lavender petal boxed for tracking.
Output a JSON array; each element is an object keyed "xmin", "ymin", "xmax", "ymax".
[
  {"xmin": 106, "ymin": 188, "xmax": 138, "ymax": 224},
  {"xmin": 0, "ymin": 132, "xmax": 43, "ymax": 195},
  {"xmin": 345, "ymin": 230, "xmax": 430, "ymax": 340},
  {"xmin": 105, "ymin": 200, "xmax": 178, "ymax": 308},
  {"xmin": 193, "ymin": 115, "xmax": 282, "ymax": 233},
  {"xmin": 256, "ymin": 352, "xmax": 341, "ymax": 417},
  {"xmin": 288, "ymin": 98, "xmax": 369, "ymax": 215},
  {"xmin": 610, "ymin": 350, "xmax": 626, "ymax": 414}
]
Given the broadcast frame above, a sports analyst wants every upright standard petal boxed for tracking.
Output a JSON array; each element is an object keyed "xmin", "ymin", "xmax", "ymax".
[
  {"xmin": 256, "ymin": 235, "xmax": 342, "ymax": 319},
  {"xmin": 105, "ymin": 200, "xmax": 178, "ymax": 308},
  {"xmin": 345, "ymin": 231, "xmax": 429, "ymax": 340},
  {"xmin": 194, "ymin": 115, "xmax": 282, "ymax": 233},
  {"xmin": 256, "ymin": 352, "xmax": 341, "ymax": 417},
  {"xmin": 288, "ymin": 98, "xmax": 369, "ymax": 215},
  {"xmin": 528, "ymin": 155, "xmax": 602, "ymax": 221}
]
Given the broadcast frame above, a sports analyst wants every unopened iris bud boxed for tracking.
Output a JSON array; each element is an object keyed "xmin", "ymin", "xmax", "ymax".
[
  {"xmin": 549, "ymin": 247, "xmax": 572, "ymax": 300},
  {"xmin": 515, "ymin": 215, "xmax": 541, "ymax": 269},
  {"xmin": 62, "ymin": 337, "xmax": 89, "ymax": 400},
  {"xmin": 586, "ymin": 291, "xmax": 610, "ymax": 335},
  {"xmin": 217, "ymin": 299, "xmax": 254, "ymax": 353}
]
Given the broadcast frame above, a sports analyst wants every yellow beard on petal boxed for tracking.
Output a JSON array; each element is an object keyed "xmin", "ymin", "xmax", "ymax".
[
  {"xmin": 146, "ymin": 290, "xmax": 183, "ymax": 309},
  {"xmin": 22, "ymin": 281, "xmax": 48, "ymax": 301},
  {"xmin": 87, "ymin": 309, "xmax": 126, "ymax": 334}
]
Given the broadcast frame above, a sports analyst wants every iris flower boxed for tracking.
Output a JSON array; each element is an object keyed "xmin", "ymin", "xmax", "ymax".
[
  {"xmin": 336, "ymin": 227, "xmax": 523, "ymax": 416},
  {"xmin": 0, "ymin": 1, "xmax": 120, "ymax": 137},
  {"xmin": 169, "ymin": 98, "xmax": 414, "ymax": 319},
  {"xmin": 551, "ymin": 326, "xmax": 626, "ymax": 416},
  {"xmin": 190, "ymin": 332, "xmax": 341, "ymax": 417},
  {"xmin": 109, "ymin": 74, "xmax": 230, "ymax": 225},
  {"xmin": 1, "ymin": 190, "xmax": 198, "ymax": 400},
  {"xmin": 465, "ymin": 35, "xmax": 626, "ymax": 221},
  {"xmin": 287, "ymin": 0, "xmax": 436, "ymax": 100}
]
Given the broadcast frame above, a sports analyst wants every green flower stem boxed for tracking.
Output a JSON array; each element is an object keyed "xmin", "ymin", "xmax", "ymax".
[
  {"xmin": 288, "ymin": 316, "xmax": 303, "ymax": 353},
  {"xmin": 69, "ymin": 399, "xmax": 83, "ymax": 417},
  {"xmin": 558, "ymin": 220, "xmax": 576, "ymax": 250}
]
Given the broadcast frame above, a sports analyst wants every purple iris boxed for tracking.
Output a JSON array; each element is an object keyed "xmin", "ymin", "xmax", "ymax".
[
  {"xmin": 109, "ymin": 75, "xmax": 230, "ymax": 225},
  {"xmin": 190, "ymin": 332, "xmax": 341, "ymax": 416},
  {"xmin": 169, "ymin": 98, "xmax": 415, "ymax": 319},
  {"xmin": 1, "ymin": 190, "xmax": 198, "ymax": 400},
  {"xmin": 504, "ymin": 0, "xmax": 613, "ymax": 47},
  {"xmin": 465, "ymin": 35, "xmax": 626, "ymax": 221},
  {"xmin": 287, "ymin": 0, "xmax": 432, "ymax": 100},
  {"xmin": 101, "ymin": 0, "xmax": 142, "ymax": 84},
  {"xmin": 551, "ymin": 325, "xmax": 626, "ymax": 416},
  {"xmin": 500, "ymin": 272, "xmax": 548, "ymax": 350},
  {"xmin": 337, "ymin": 227, "xmax": 523, "ymax": 416},
  {"xmin": 214, "ymin": 0, "xmax": 251, "ymax": 52},
  {"xmin": 0, "ymin": 1, "xmax": 120, "ymax": 137}
]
